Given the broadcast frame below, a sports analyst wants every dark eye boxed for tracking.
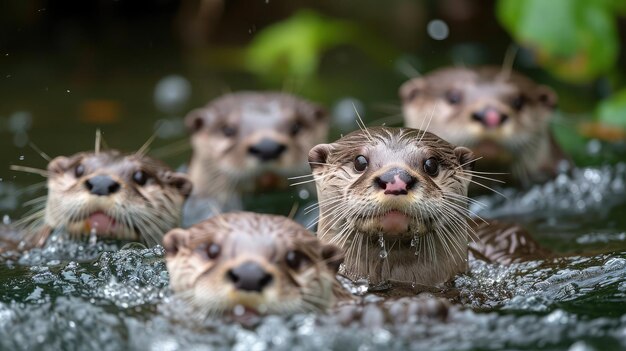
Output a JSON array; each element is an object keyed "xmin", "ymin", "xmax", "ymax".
[
  {"xmin": 354, "ymin": 155, "xmax": 368, "ymax": 172},
  {"xmin": 511, "ymin": 94, "xmax": 526, "ymax": 111},
  {"xmin": 423, "ymin": 158, "xmax": 439, "ymax": 177},
  {"xmin": 74, "ymin": 164, "xmax": 85, "ymax": 178},
  {"xmin": 132, "ymin": 170, "xmax": 148, "ymax": 185},
  {"xmin": 445, "ymin": 90, "xmax": 463, "ymax": 105},
  {"xmin": 285, "ymin": 250, "xmax": 309, "ymax": 270},
  {"xmin": 289, "ymin": 121, "xmax": 302, "ymax": 136},
  {"xmin": 221, "ymin": 125, "xmax": 237, "ymax": 137},
  {"xmin": 207, "ymin": 243, "xmax": 221, "ymax": 259}
]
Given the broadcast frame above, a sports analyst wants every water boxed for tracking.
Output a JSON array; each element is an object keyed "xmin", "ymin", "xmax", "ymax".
[{"xmin": 1, "ymin": 37, "xmax": 625, "ymax": 351}]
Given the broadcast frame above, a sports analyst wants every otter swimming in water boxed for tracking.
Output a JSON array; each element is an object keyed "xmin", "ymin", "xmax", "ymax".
[
  {"xmin": 399, "ymin": 66, "xmax": 569, "ymax": 187},
  {"xmin": 13, "ymin": 150, "xmax": 192, "ymax": 248},
  {"xmin": 309, "ymin": 127, "xmax": 476, "ymax": 287},
  {"xmin": 163, "ymin": 212, "xmax": 346, "ymax": 317},
  {"xmin": 183, "ymin": 92, "xmax": 328, "ymax": 225}
]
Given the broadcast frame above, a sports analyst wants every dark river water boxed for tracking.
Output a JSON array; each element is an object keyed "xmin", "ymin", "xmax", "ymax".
[{"xmin": 0, "ymin": 46, "xmax": 625, "ymax": 350}]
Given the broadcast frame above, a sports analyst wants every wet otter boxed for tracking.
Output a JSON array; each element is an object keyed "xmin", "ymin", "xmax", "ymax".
[
  {"xmin": 184, "ymin": 92, "xmax": 328, "ymax": 225},
  {"xmin": 309, "ymin": 127, "xmax": 476, "ymax": 287},
  {"xmin": 14, "ymin": 150, "xmax": 192, "ymax": 248},
  {"xmin": 163, "ymin": 212, "xmax": 346, "ymax": 317},
  {"xmin": 399, "ymin": 66, "xmax": 568, "ymax": 187}
]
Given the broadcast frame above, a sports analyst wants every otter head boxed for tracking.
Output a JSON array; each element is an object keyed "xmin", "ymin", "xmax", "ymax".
[
  {"xmin": 400, "ymin": 66, "xmax": 557, "ymax": 181},
  {"xmin": 163, "ymin": 212, "xmax": 344, "ymax": 317},
  {"xmin": 185, "ymin": 92, "xmax": 328, "ymax": 197},
  {"xmin": 43, "ymin": 150, "xmax": 192, "ymax": 246},
  {"xmin": 309, "ymin": 127, "xmax": 474, "ymax": 287}
]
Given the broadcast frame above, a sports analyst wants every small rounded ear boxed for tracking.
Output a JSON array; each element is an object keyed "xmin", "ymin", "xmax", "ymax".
[
  {"xmin": 184, "ymin": 108, "xmax": 213, "ymax": 134},
  {"xmin": 162, "ymin": 228, "xmax": 190, "ymax": 256},
  {"xmin": 321, "ymin": 244, "xmax": 344, "ymax": 273},
  {"xmin": 308, "ymin": 143, "xmax": 333, "ymax": 170},
  {"xmin": 536, "ymin": 85, "xmax": 558, "ymax": 109},
  {"xmin": 454, "ymin": 146, "xmax": 475, "ymax": 171},
  {"xmin": 399, "ymin": 78, "xmax": 425, "ymax": 103},
  {"xmin": 47, "ymin": 156, "xmax": 70, "ymax": 174},
  {"xmin": 165, "ymin": 172, "xmax": 193, "ymax": 198}
]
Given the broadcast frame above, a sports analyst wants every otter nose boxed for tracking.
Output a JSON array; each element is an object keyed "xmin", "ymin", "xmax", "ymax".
[
  {"xmin": 84, "ymin": 175, "xmax": 121, "ymax": 196},
  {"xmin": 472, "ymin": 107, "xmax": 508, "ymax": 128},
  {"xmin": 227, "ymin": 261, "xmax": 273, "ymax": 292},
  {"xmin": 374, "ymin": 168, "xmax": 417, "ymax": 195},
  {"xmin": 248, "ymin": 138, "xmax": 287, "ymax": 161}
]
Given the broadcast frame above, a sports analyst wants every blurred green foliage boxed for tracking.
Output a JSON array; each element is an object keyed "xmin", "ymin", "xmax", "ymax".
[
  {"xmin": 597, "ymin": 89, "xmax": 626, "ymax": 128},
  {"xmin": 497, "ymin": 0, "xmax": 620, "ymax": 83}
]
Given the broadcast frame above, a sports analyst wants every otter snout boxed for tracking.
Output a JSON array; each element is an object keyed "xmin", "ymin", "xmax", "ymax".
[
  {"xmin": 84, "ymin": 175, "xmax": 121, "ymax": 196},
  {"xmin": 248, "ymin": 138, "xmax": 287, "ymax": 162},
  {"xmin": 472, "ymin": 106, "xmax": 508, "ymax": 128},
  {"xmin": 227, "ymin": 261, "xmax": 274, "ymax": 292},
  {"xmin": 374, "ymin": 168, "xmax": 417, "ymax": 195}
]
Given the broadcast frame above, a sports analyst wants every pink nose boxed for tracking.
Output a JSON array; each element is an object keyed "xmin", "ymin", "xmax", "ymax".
[
  {"xmin": 374, "ymin": 169, "xmax": 417, "ymax": 195},
  {"xmin": 472, "ymin": 107, "xmax": 508, "ymax": 128}
]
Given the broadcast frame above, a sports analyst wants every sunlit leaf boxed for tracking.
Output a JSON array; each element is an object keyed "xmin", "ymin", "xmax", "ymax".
[
  {"xmin": 497, "ymin": 0, "xmax": 619, "ymax": 83},
  {"xmin": 596, "ymin": 88, "xmax": 626, "ymax": 130}
]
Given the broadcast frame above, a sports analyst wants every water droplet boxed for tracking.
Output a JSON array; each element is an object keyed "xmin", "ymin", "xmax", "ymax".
[
  {"xmin": 66, "ymin": 89, "xmax": 70, "ymax": 93},
  {"xmin": 2, "ymin": 215, "xmax": 10, "ymax": 225},
  {"xmin": 298, "ymin": 189, "xmax": 310, "ymax": 200},
  {"xmin": 378, "ymin": 233, "xmax": 384, "ymax": 247},
  {"xmin": 233, "ymin": 304, "xmax": 245, "ymax": 316},
  {"xmin": 88, "ymin": 228, "xmax": 97, "ymax": 246},
  {"xmin": 354, "ymin": 278, "xmax": 369, "ymax": 295},
  {"xmin": 410, "ymin": 235, "xmax": 417, "ymax": 247},
  {"xmin": 427, "ymin": 19, "xmax": 449, "ymax": 40},
  {"xmin": 379, "ymin": 250, "xmax": 388, "ymax": 259},
  {"xmin": 18, "ymin": 155, "xmax": 24, "ymax": 161}
]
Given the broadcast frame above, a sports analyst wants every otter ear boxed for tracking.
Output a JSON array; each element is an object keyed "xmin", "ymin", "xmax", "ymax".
[
  {"xmin": 165, "ymin": 172, "xmax": 193, "ymax": 198},
  {"xmin": 184, "ymin": 107, "xmax": 214, "ymax": 133},
  {"xmin": 321, "ymin": 244, "xmax": 344, "ymax": 273},
  {"xmin": 536, "ymin": 85, "xmax": 558, "ymax": 109},
  {"xmin": 308, "ymin": 143, "xmax": 333, "ymax": 171},
  {"xmin": 399, "ymin": 78, "xmax": 425, "ymax": 103},
  {"xmin": 312, "ymin": 105, "xmax": 328, "ymax": 122},
  {"xmin": 454, "ymin": 146, "xmax": 475, "ymax": 171},
  {"xmin": 163, "ymin": 228, "xmax": 190, "ymax": 256},
  {"xmin": 47, "ymin": 156, "xmax": 70, "ymax": 174}
]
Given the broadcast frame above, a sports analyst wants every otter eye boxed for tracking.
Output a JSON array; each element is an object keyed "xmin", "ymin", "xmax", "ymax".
[
  {"xmin": 221, "ymin": 125, "xmax": 237, "ymax": 137},
  {"xmin": 445, "ymin": 90, "xmax": 463, "ymax": 105},
  {"xmin": 511, "ymin": 94, "xmax": 526, "ymax": 111},
  {"xmin": 289, "ymin": 121, "xmax": 302, "ymax": 136},
  {"xmin": 207, "ymin": 243, "xmax": 221, "ymax": 259},
  {"xmin": 423, "ymin": 158, "xmax": 439, "ymax": 177},
  {"xmin": 74, "ymin": 164, "xmax": 85, "ymax": 178},
  {"xmin": 132, "ymin": 170, "xmax": 148, "ymax": 185},
  {"xmin": 354, "ymin": 155, "xmax": 368, "ymax": 172},
  {"xmin": 285, "ymin": 250, "xmax": 309, "ymax": 270}
]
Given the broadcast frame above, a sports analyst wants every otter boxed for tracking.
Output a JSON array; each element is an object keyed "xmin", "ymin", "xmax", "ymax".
[
  {"xmin": 14, "ymin": 150, "xmax": 192, "ymax": 248},
  {"xmin": 309, "ymin": 127, "xmax": 476, "ymax": 287},
  {"xmin": 183, "ymin": 92, "xmax": 328, "ymax": 225},
  {"xmin": 163, "ymin": 212, "xmax": 346, "ymax": 317},
  {"xmin": 399, "ymin": 66, "xmax": 569, "ymax": 187}
]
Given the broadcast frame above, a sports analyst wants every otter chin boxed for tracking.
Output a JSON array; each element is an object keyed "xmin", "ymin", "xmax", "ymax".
[
  {"xmin": 163, "ymin": 212, "xmax": 346, "ymax": 318},
  {"xmin": 309, "ymin": 127, "xmax": 475, "ymax": 287},
  {"xmin": 19, "ymin": 150, "xmax": 192, "ymax": 247},
  {"xmin": 399, "ymin": 66, "xmax": 569, "ymax": 187}
]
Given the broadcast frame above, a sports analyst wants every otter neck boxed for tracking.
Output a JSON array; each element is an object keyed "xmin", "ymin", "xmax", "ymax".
[{"xmin": 188, "ymin": 156, "xmax": 237, "ymax": 203}]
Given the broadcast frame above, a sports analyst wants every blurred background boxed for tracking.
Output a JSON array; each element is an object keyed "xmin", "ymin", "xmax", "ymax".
[{"xmin": 0, "ymin": 0, "xmax": 625, "ymax": 209}]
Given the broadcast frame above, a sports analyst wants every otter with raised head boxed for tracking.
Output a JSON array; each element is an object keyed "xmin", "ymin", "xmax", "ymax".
[
  {"xmin": 16, "ymin": 150, "xmax": 192, "ymax": 248},
  {"xmin": 163, "ymin": 212, "xmax": 346, "ymax": 317},
  {"xmin": 309, "ymin": 127, "xmax": 475, "ymax": 287},
  {"xmin": 399, "ymin": 66, "xmax": 568, "ymax": 187},
  {"xmin": 184, "ymin": 92, "xmax": 328, "ymax": 224}
]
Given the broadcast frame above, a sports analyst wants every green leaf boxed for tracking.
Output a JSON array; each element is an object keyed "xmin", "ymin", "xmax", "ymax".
[
  {"xmin": 245, "ymin": 10, "xmax": 357, "ymax": 77},
  {"xmin": 497, "ymin": 0, "xmax": 619, "ymax": 83},
  {"xmin": 596, "ymin": 89, "xmax": 626, "ymax": 129}
]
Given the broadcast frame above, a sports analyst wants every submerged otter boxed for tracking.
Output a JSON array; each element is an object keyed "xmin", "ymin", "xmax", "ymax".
[
  {"xmin": 309, "ymin": 127, "xmax": 476, "ymax": 287},
  {"xmin": 184, "ymin": 92, "xmax": 328, "ymax": 225},
  {"xmin": 163, "ymin": 212, "xmax": 346, "ymax": 317},
  {"xmin": 399, "ymin": 66, "xmax": 568, "ymax": 187},
  {"xmin": 14, "ymin": 150, "xmax": 192, "ymax": 248}
]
